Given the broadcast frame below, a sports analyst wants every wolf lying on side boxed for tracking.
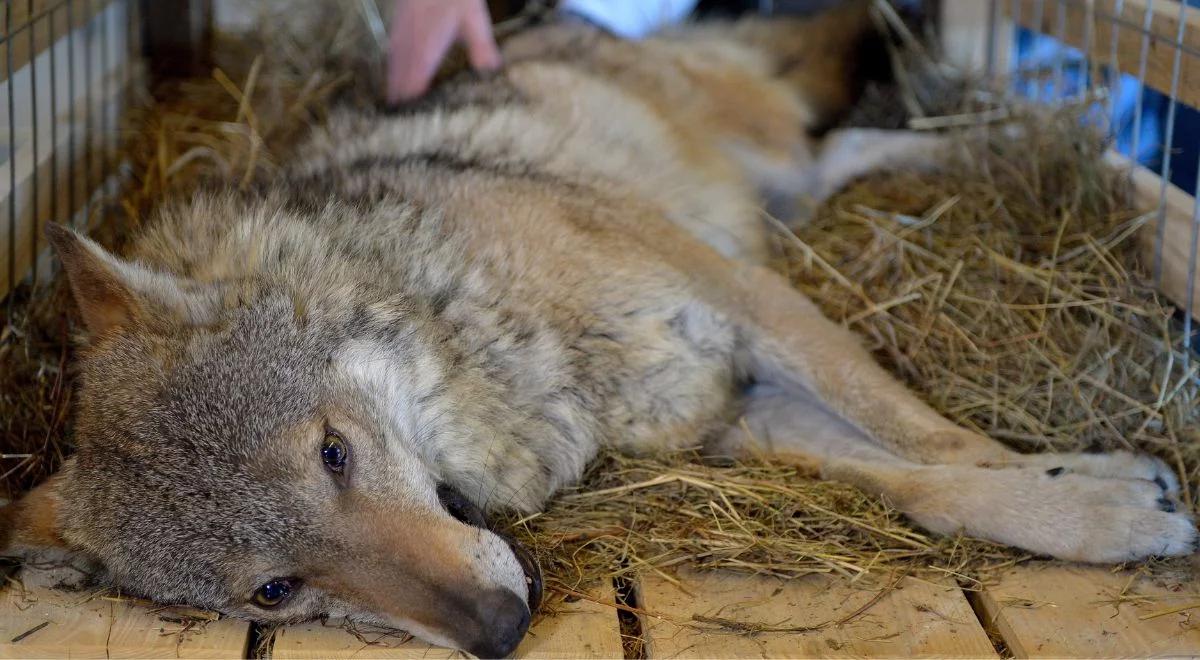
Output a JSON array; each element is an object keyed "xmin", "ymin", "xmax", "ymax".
[{"xmin": 2, "ymin": 3, "xmax": 1195, "ymax": 657}]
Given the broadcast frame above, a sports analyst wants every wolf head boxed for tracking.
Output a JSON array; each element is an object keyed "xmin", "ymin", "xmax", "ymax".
[{"xmin": 1, "ymin": 223, "xmax": 541, "ymax": 657}]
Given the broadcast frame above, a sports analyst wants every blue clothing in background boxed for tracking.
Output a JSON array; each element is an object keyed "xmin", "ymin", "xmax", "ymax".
[{"xmin": 1013, "ymin": 0, "xmax": 1200, "ymax": 193}]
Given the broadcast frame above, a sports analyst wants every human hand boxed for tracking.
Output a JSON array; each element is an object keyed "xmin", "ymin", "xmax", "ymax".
[{"xmin": 387, "ymin": 0, "xmax": 502, "ymax": 104}]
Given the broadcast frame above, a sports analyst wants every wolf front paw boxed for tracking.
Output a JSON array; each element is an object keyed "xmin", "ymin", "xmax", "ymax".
[
  {"xmin": 1009, "ymin": 468, "xmax": 1197, "ymax": 562},
  {"xmin": 1077, "ymin": 507, "xmax": 1199, "ymax": 562},
  {"xmin": 1024, "ymin": 450, "xmax": 1181, "ymax": 500},
  {"xmin": 897, "ymin": 463, "xmax": 1197, "ymax": 563}
]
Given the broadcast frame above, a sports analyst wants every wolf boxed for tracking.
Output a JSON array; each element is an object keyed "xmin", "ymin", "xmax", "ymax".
[{"xmin": 2, "ymin": 3, "xmax": 1196, "ymax": 657}]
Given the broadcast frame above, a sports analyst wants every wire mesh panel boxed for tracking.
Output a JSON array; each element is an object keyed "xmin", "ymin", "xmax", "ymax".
[
  {"xmin": 0, "ymin": 0, "xmax": 141, "ymax": 301},
  {"xmin": 971, "ymin": 0, "xmax": 1200, "ymax": 354}
]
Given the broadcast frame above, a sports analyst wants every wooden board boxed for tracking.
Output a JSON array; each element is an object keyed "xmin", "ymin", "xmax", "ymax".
[
  {"xmin": 637, "ymin": 568, "xmax": 998, "ymax": 658},
  {"xmin": 272, "ymin": 585, "xmax": 625, "ymax": 660},
  {"xmin": 0, "ymin": 561, "xmax": 250, "ymax": 659},
  {"xmin": 1005, "ymin": 0, "xmax": 1200, "ymax": 109},
  {"xmin": 974, "ymin": 563, "xmax": 1200, "ymax": 658},
  {"xmin": 1105, "ymin": 151, "xmax": 1200, "ymax": 319}
]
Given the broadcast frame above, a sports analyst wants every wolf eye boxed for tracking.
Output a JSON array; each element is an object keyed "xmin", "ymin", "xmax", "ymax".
[
  {"xmin": 254, "ymin": 579, "xmax": 293, "ymax": 608},
  {"xmin": 321, "ymin": 430, "xmax": 348, "ymax": 473}
]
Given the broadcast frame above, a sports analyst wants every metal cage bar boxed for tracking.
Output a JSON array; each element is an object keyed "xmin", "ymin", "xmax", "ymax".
[{"xmin": 0, "ymin": 0, "xmax": 143, "ymax": 304}]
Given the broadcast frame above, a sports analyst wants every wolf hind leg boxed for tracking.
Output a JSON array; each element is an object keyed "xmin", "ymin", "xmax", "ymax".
[
  {"xmin": 731, "ymin": 261, "xmax": 1186, "ymax": 495},
  {"xmin": 710, "ymin": 382, "xmax": 899, "ymax": 466}
]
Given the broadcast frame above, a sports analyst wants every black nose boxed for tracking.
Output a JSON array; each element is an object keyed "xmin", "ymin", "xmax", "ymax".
[{"xmin": 464, "ymin": 589, "xmax": 530, "ymax": 659}]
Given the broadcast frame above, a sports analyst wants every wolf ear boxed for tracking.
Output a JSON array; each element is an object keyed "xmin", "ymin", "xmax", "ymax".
[
  {"xmin": 45, "ymin": 224, "xmax": 218, "ymax": 338},
  {"xmin": 46, "ymin": 224, "xmax": 144, "ymax": 337},
  {"xmin": 0, "ymin": 460, "xmax": 73, "ymax": 552}
]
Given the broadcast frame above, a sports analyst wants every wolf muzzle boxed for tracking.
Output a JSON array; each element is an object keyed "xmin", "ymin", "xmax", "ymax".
[
  {"xmin": 434, "ymin": 484, "xmax": 541, "ymax": 657},
  {"xmin": 438, "ymin": 482, "xmax": 545, "ymax": 613}
]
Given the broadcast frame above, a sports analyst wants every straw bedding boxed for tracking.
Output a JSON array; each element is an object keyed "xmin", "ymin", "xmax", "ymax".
[{"xmin": 2, "ymin": 1, "xmax": 1197, "ymax": 617}]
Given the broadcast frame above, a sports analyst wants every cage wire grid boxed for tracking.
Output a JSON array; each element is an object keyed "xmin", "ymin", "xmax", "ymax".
[
  {"xmin": 981, "ymin": 0, "xmax": 1200, "ymax": 372},
  {"xmin": 0, "ymin": 0, "xmax": 138, "ymax": 313}
]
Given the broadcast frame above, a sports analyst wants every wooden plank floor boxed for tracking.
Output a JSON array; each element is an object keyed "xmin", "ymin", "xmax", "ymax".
[
  {"xmin": 0, "ymin": 561, "xmax": 250, "ymax": 659},
  {"xmin": 975, "ymin": 564, "xmax": 1200, "ymax": 658},
  {"xmin": 637, "ymin": 568, "xmax": 997, "ymax": 658},
  {"xmin": 6, "ymin": 560, "xmax": 1200, "ymax": 657}
]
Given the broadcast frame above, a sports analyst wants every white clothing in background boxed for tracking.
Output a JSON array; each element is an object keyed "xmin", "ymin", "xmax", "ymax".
[{"xmin": 558, "ymin": 0, "xmax": 700, "ymax": 38}]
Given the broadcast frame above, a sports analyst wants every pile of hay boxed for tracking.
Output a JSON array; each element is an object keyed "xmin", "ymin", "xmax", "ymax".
[
  {"xmin": 796, "ymin": 111, "xmax": 1197, "ymax": 477},
  {"xmin": 1, "ymin": 1, "xmax": 1197, "ymax": 617}
]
